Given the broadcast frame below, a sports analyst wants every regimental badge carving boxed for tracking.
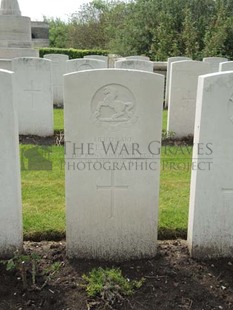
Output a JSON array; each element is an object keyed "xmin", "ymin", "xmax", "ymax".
[
  {"xmin": 228, "ymin": 93, "xmax": 233, "ymax": 123},
  {"xmin": 91, "ymin": 84, "xmax": 137, "ymax": 127}
]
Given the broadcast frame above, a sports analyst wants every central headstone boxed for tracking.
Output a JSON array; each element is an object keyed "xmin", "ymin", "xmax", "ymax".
[{"xmin": 64, "ymin": 69, "xmax": 164, "ymax": 261}]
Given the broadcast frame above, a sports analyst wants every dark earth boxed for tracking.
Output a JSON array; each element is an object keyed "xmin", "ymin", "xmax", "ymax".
[
  {"xmin": 11, "ymin": 134, "xmax": 229, "ymax": 309},
  {"xmin": 1, "ymin": 240, "xmax": 233, "ymax": 310},
  {"xmin": 19, "ymin": 133, "xmax": 194, "ymax": 147}
]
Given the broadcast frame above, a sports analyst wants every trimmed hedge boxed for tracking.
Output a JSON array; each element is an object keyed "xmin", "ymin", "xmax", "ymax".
[{"xmin": 39, "ymin": 48, "xmax": 109, "ymax": 59}]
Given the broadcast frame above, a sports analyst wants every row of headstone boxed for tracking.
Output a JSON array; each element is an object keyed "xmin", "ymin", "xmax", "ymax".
[
  {"xmin": 1, "ymin": 67, "xmax": 233, "ymax": 260},
  {"xmin": 1, "ymin": 68, "xmax": 164, "ymax": 259},
  {"xmin": 0, "ymin": 55, "xmax": 155, "ymax": 138},
  {"xmin": 165, "ymin": 56, "xmax": 229, "ymax": 108},
  {"xmin": 42, "ymin": 54, "xmax": 154, "ymax": 106},
  {"xmin": 166, "ymin": 56, "xmax": 231, "ymax": 138}
]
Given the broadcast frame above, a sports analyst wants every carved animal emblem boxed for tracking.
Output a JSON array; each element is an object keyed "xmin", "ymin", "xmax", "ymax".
[{"xmin": 95, "ymin": 86, "xmax": 134, "ymax": 121}]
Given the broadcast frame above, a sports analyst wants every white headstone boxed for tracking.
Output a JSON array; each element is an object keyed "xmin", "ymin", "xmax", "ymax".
[
  {"xmin": 12, "ymin": 57, "xmax": 53, "ymax": 136},
  {"xmin": 115, "ymin": 59, "xmax": 154, "ymax": 72},
  {"xmin": 0, "ymin": 69, "xmax": 22, "ymax": 257},
  {"xmin": 165, "ymin": 57, "xmax": 191, "ymax": 108},
  {"xmin": 44, "ymin": 54, "xmax": 69, "ymax": 106},
  {"xmin": 125, "ymin": 56, "xmax": 150, "ymax": 61},
  {"xmin": 66, "ymin": 58, "xmax": 106, "ymax": 74},
  {"xmin": 64, "ymin": 69, "xmax": 164, "ymax": 261},
  {"xmin": 167, "ymin": 60, "xmax": 211, "ymax": 138},
  {"xmin": 219, "ymin": 61, "xmax": 233, "ymax": 72},
  {"xmin": 203, "ymin": 57, "xmax": 228, "ymax": 73},
  {"xmin": 188, "ymin": 71, "xmax": 233, "ymax": 258},
  {"xmin": 84, "ymin": 55, "xmax": 108, "ymax": 66}
]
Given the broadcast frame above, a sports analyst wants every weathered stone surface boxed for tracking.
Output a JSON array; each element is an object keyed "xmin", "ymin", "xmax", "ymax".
[
  {"xmin": 188, "ymin": 71, "xmax": 233, "ymax": 258},
  {"xmin": 203, "ymin": 57, "xmax": 228, "ymax": 73},
  {"xmin": 0, "ymin": 0, "xmax": 21, "ymax": 16},
  {"xmin": 44, "ymin": 54, "xmax": 69, "ymax": 106},
  {"xmin": 0, "ymin": 0, "xmax": 38, "ymax": 59},
  {"xmin": 165, "ymin": 57, "xmax": 191, "ymax": 108},
  {"xmin": 66, "ymin": 58, "xmax": 106, "ymax": 73},
  {"xmin": 219, "ymin": 61, "xmax": 233, "ymax": 72},
  {"xmin": 125, "ymin": 56, "xmax": 150, "ymax": 61},
  {"xmin": 0, "ymin": 69, "xmax": 23, "ymax": 257},
  {"xmin": 167, "ymin": 60, "xmax": 211, "ymax": 138},
  {"xmin": 12, "ymin": 57, "xmax": 53, "ymax": 136},
  {"xmin": 84, "ymin": 55, "xmax": 108, "ymax": 66},
  {"xmin": 0, "ymin": 58, "xmax": 11, "ymax": 70},
  {"xmin": 115, "ymin": 59, "xmax": 154, "ymax": 72},
  {"xmin": 64, "ymin": 69, "xmax": 164, "ymax": 261}
]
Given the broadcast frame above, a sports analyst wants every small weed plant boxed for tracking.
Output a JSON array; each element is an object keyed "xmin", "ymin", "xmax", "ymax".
[
  {"xmin": 162, "ymin": 129, "xmax": 176, "ymax": 140},
  {"xmin": 82, "ymin": 267, "xmax": 144, "ymax": 306},
  {"xmin": 0, "ymin": 250, "xmax": 62, "ymax": 290}
]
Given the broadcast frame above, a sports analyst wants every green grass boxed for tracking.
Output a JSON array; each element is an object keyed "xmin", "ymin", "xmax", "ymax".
[
  {"xmin": 21, "ymin": 108, "xmax": 191, "ymax": 239},
  {"xmin": 162, "ymin": 109, "xmax": 168, "ymax": 130},
  {"xmin": 21, "ymin": 145, "xmax": 65, "ymax": 239},
  {"xmin": 54, "ymin": 108, "xmax": 64, "ymax": 132},
  {"xmin": 159, "ymin": 145, "xmax": 192, "ymax": 238},
  {"xmin": 82, "ymin": 267, "xmax": 144, "ymax": 301},
  {"xmin": 54, "ymin": 108, "xmax": 168, "ymax": 132}
]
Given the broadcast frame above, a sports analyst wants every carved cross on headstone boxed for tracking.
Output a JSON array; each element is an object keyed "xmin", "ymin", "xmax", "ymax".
[
  {"xmin": 24, "ymin": 80, "xmax": 41, "ymax": 107},
  {"xmin": 97, "ymin": 170, "xmax": 128, "ymax": 218}
]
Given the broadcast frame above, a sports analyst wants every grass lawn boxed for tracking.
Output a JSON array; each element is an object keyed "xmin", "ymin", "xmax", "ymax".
[
  {"xmin": 21, "ymin": 109, "xmax": 191, "ymax": 239},
  {"xmin": 54, "ymin": 108, "xmax": 64, "ymax": 132},
  {"xmin": 162, "ymin": 109, "xmax": 167, "ymax": 130},
  {"xmin": 55, "ymin": 108, "xmax": 168, "ymax": 132}
]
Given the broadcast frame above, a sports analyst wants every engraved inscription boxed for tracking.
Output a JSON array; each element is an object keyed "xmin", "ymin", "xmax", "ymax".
[
  {"xmin": 91, "ymin": 84, "xmax": 136, "ymax": 127},
  {"xmin": 97, "ymin": 170, "xmax": 128, "ymax": 218}
]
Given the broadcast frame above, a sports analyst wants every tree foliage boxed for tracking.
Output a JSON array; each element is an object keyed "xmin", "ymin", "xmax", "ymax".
[{"xmin": 46, "ymin": 0, "xmax": 233, "ymax": 60}]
